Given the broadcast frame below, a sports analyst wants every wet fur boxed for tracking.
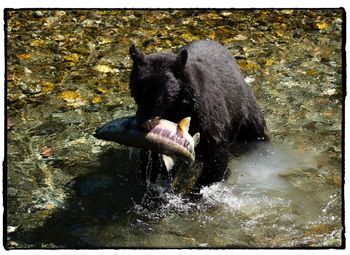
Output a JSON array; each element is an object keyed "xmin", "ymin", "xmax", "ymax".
[{"xmin": 129, "ymin": 40, "xmax": 267, "ymax": 190}]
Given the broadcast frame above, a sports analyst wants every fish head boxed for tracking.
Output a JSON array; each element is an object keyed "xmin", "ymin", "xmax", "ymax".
[{"xmin": 93, "ymin": 116, "xmax": 136, "ymax": 141}]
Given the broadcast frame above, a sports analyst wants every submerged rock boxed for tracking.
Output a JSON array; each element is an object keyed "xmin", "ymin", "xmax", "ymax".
[
  {"xmin": 29, "ymin": 121, "xmax": 67, "ymax": 136},
  {"xmin": 51, "ymin": 109, "xmax": 85, "ymax": 125}
]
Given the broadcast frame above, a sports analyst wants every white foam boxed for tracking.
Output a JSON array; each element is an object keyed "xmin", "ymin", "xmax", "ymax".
[{"xmin": 200, "ymin": 143, "xmax": 317, "ymax": 214}]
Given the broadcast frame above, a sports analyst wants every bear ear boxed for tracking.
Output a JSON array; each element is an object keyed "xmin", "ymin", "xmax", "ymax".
[
  {"xmin": 176, "ymin": 49, "xmax": 188, "ymax": 68},
  {"xmin": 129, "ymin": 44, "xmax": 145, "ymax": 64}
]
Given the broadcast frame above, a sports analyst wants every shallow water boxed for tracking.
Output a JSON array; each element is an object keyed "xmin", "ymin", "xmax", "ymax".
[{"xmin": 5, "ymin": 9, "xmax": 343, "ymax": 248}]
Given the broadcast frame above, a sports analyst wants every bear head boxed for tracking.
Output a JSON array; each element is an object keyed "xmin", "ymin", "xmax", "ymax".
[{"xmin": 129, "ymin": 44, "xmax": 188, "ymax": 130}]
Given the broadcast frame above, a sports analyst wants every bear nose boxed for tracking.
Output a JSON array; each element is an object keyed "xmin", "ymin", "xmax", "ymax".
[{"xmin": 138, "ymin": 116, "xmax": 161, "ymax": 132}]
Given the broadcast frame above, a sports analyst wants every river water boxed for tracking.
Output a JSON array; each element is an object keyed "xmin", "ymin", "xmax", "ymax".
[{"xmin": 5, "ymin": 9, "xmax": 344, "ymax": 248}]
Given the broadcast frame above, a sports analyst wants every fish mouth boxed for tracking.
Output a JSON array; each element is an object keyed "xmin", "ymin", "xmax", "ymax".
[
  {"xmin": 93, "ymin": 126, "xmax": 105, "ymax": 139},
  {"xmin": 93, "ymin": 121, "xmax": 114, "ymax": 140}
]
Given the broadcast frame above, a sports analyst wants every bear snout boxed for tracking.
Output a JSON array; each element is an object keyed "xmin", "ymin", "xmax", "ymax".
[{"xmin": 138, "ymin": 116, "xmax": 161, "ymax": 132}]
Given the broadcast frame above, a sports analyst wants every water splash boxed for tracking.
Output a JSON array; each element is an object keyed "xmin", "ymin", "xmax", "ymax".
[{"xmin": 200, "ymin": 143, "xmax": 317, "ymax": 211}]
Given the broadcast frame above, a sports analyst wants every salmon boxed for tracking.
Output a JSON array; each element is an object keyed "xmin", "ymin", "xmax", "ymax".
[{"xmin": 94, "ymin": 116, "xmax": 200, "ymax": 171}]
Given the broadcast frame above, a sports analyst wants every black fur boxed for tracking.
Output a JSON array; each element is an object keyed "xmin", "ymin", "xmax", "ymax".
[{"xmin": 129, "ymin": 40, "xmax": 267, "ymax": 189}]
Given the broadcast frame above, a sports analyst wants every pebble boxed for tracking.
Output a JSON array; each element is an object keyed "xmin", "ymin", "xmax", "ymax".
[
  {"xmin": 91, "ymin": 96, "xmax": 102, "ymax": 104},
  {"xmin": 51, "ymin": 109, "xmax": 84, "ymax": 124},
  {"xmin": 245, "ymin": 76, "xmax": 255, "ymax": 84},
  {"xmin": 41, "ymin": 81, "xmax": 55, "ymax": 93},
  {"xmin": 46, "ymin": 203, "xmax": 55, "ymax": 210},
  {"xmin": 33, "ymin": 11, "xmax": 44, "ymax": 18},
  {"xmin": 57, "ymin": 91, "xmax": 79, "ymax": 100},
  {"xmin": 7, "ymin": 117, "xmax": 15, "ymax": 129},
  {"xmin": 7, "ymin": 73, "xmax": 16, "ymax": 81},
  {"xmin": 40, "ymin": 147, "xmax": 54, "ymax": 158},
  {"xmin": 9, "ymin": 241, "xmax": 18, "ymax": 247},
  {"xmin": 30, "ymin": 121, "xmax": 66, "ymax": 136},
  {"xmin": 322, "ymin": 88, "xmax": 337, "ymax": 96},
  {"xmin": 20, "ymin": 82, "xmax": 42, "ymax": 94},
  {"xmin": 8, "ymin": 187, "xmax": 18, "ymax": 196},
  {"xmin": 17, "ymin": 54, "xmax": 32, "ymax": 61},
  {"xmin": 54, "ymin": 11, "xmax": 66, "ymax": 17},
  {"xmin": 63, "ymin": 54, "xmax": 79, "ymax": 63},
  {"xmin": 57, "ymin": 91, "xmax": 86, "ymax": 108},
  {"xmin": 221, "ymin": 11, "xmax": 232, "ymax": 17},
  {"xmin": 233, "ymin": 34, "xmax": 248, "ymax": 41},
  {"xmin": 94, "ymin": 64, "xmax": 115, "ymax": 73},
  {"xmin": 24, "ymin": 67, "xmax": 32, "ymax": 74},
  {"xmin": 7, "ymin": 226, "xmax": 18, "ymax": 233}
]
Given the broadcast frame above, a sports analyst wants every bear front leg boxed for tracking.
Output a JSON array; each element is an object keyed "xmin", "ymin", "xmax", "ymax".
[{"xmin": 195, "ymin": 141, "xmax": 230, "ymax": 189}]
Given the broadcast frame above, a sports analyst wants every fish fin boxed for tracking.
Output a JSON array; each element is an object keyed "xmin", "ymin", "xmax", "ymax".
[
  {"xmin": 177, "ymin": 117, "xmax": 191, "ymax": 136},
  {"xmin": 162, "ymin": 154, "xmax": 175, "ymax": 172},
  {"xmin": 193, "ymin": 132, "xmax": 200, "ymax": 147}
]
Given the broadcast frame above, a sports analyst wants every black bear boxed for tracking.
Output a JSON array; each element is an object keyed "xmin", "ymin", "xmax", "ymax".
[{"xmin": 129, "ymin": 40, "xmax": 267, "ymax": 191}]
